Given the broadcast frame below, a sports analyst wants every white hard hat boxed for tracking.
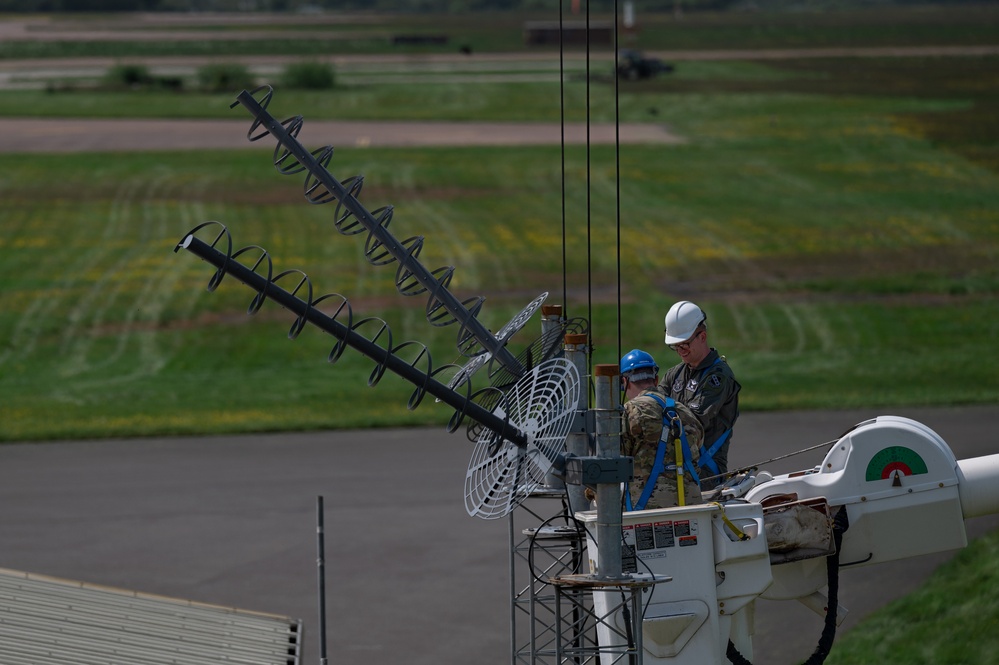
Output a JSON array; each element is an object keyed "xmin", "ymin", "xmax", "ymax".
[{"xmin": 664, "ymin": 301, "xmax": 705, "ymax": 345}]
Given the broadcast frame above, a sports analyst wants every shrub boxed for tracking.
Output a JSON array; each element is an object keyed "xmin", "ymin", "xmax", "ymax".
[
  {"xmin": 105, "ymin": 63, "xmax": 154, "ymax": 89},
  {"xmin": 281, "ymin": 60, "xmax": 336, "ymax": 90},
  {"xmin": 196, "ymin": 63, "xmax": 256, "ymax": 93}
]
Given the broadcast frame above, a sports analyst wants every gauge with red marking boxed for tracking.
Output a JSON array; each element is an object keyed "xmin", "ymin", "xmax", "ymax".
[{"xmin": 865, "ymin": 445, "xmax": 928, "ymax": 482}]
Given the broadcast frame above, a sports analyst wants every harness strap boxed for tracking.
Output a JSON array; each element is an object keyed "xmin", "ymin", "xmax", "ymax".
[
  {"xmin": 708, "ymin": 502, "xmax": 750, "ymax": 541},
  {"xmin": 697, "ymin": 428, "xmax": 731, "ymax": 475},
  {"xmin": 648, "ymin": 394, "xmax": 700, "ymax": 485},
  {"xmin": 692, "ymin": 357, "xmax": 729, "ymax": 476},
  {"xmin": 626, "ymin": 394, "xmax": 701, "ymax": 511},
  {"xmin": 674, "ymin": 432, "xmax": 686, "ymax": 507},
  {"xmin": 633, "ymin": 438, "xmax": 670, "ymax": 511}
]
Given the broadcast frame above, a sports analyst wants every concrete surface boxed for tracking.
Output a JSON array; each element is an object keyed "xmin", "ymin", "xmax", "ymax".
[
  {"xmin": 0, "ymin": 117, "xmax": 682, "ymax": 153},
  {"xmin": 2, "ymin": 405, "xmax": 997, "ymax": 664}
]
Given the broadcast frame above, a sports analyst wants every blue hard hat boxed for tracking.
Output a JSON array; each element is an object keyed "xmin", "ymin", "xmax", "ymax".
[{"xmin": 620, "ymin": 349, "xmax": 658, "ymax": 376}]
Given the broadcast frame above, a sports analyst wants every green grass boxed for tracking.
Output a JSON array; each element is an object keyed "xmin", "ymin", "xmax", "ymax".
[
  {"xmin": 1, "ymin": 6, "xmax": 998, "ymax": 444},
  {"xmin": 2, "ymin": 81, "xmax": 998, "ymax": 441},
  {"xmin": 0, "ymin": 11, "xmax": 531, "ymax": 59},
  {"xmin": 2, "ymin": 5, "xmax": 998, "ymax": 59},
  {"xmin": 632, "ymin": 4, "xmax": 999, "ymax": 50},
  {"xmin": 4, "ymin": 57, "xmax": 998, "ymax": 176},
  {"xmin": 826, "ymin": 528, "xmax": 999, "ymax": 664}
]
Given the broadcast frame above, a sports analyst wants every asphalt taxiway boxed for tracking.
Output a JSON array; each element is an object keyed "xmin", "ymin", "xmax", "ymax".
[{"xmin": 2, "ymin": 405, "xmax": 997, "ymax": 665}]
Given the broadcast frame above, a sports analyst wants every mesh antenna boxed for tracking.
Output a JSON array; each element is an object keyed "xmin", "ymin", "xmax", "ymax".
[
  {"xmin": 463, "ymin": 315, "xmax": 588, "ymax": 444},
  {"xmin": 446, "ymin": 291, "xmax": 549, "ymax": 392},
  {"xmin": 464, "ymin": 358, "xmax": 580, "ymax": 520}
]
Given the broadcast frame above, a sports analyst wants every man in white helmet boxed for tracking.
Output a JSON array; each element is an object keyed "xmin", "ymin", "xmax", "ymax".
[{"xmin": 660, "ymin": 300, "xmax": 741, "ymax": 490}]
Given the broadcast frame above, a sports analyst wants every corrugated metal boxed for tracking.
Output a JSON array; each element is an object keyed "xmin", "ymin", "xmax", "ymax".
[{"xmin": 0, "ymin": 568, "xmax": 301, "ymax": 665}]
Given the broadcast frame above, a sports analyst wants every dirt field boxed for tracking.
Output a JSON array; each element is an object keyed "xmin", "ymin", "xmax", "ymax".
[{"xmin": 0, "ymin": 117, "xmax": 683, "ymax": 153}]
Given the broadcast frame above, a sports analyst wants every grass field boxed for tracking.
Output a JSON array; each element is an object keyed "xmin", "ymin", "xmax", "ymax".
[
  {"xmin": 2, "ymin": 79, "xmax": 998, "ymax": 439},
  {"xmin": 1, "ymin": 5, "xmax": 998, "ymax": 443},
  {"xmin": 826, "ymin": 525, "xmax": 999, "ymax": 664},
  {"xmin": 2, "ymin": 5, "xmax": 999, "ymax": 58}
]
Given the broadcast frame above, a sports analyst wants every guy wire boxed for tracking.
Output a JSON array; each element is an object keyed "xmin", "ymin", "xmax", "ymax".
[
  {"xmin": 559, "ymin": 0, "xmax": 568, "ymax": 312},
  {"xmin": 700, "ymin": 438, "xmax": 841, "ymax": 486},
  {"xmin": 585, "ymin": 0, "xmax": 594, "ymax": 376},
  {"xmin": 614, "ymin": 0, "xmax": 622, "ymax": 366}
]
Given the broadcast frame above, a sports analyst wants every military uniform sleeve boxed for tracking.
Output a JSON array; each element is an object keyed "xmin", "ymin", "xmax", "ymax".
[
  {"xmin": 688, "ymin": 367, "xmax": 738, "ymax": 428},
  {"xmin": 622, "ymin": 397, "xmax": 663, "ymax": 457},
  {"xmin": 671, "ymin": 401, "xmax": 703, "ymax": 462},
  {"xmin": 621, "ymin": 402, "xmax": 640, "ymax": 457},
  {"xmin": 658, "ymin": 365, "xmax": 679, "ymax": 396}
]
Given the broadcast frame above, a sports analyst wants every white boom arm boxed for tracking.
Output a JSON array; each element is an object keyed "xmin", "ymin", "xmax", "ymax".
[
  {"xmin": 577, "ymin": 415, "xmax": 999, "ymax": 665},
  {"xmin": 957, "ymin": 454, "xmax": 999, "ymax": 518}
]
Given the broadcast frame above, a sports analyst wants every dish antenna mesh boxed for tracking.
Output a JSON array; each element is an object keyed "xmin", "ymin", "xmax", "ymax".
[{"xmin": 464, "ymin": 358, "xmax": 580, "ymax": 520}]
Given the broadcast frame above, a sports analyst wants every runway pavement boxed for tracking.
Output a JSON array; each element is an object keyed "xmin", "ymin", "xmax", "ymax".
[
  {"xmin": 0, "ymin": 117, "xmax": 682, "ymax": 154},
  {"xmin": 1, "ymin": 404, "xmax": 997, "ymax": 665}
]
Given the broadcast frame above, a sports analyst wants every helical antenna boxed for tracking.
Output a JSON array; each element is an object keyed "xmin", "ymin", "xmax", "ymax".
[
  {"xmin": 175, "ymin": 222, "xmax": 531, "ymax": 449},
  {"xmin": 229, "ymin": 86, "xmax": 532, "ymax": 379}
]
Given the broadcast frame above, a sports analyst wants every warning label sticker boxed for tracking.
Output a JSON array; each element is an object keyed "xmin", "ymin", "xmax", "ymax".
[
  {"xmin": 654, "ymin": 521, "xmax": 675, "ymax": 548},
  {"xmin": 635, "ymin": 523, "xmax": 656, "ymax": 551},
  {"xmin": 629, "ymin": 520, "xmax": 698, "ymax": 551},
  {"xmin": 622, "ymin": 524, "xmax": 637, "ymax": 573},
  {"xmin": 619, "ymin": 518, "xmax": 700, "ymax": 567}
]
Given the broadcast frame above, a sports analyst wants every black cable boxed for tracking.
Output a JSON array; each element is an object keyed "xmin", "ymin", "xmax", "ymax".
[
  {"xmin": 800, "ymin": 506, "xmax": 850, "ymax": 665},
  {"xmin": 559, "ymin": 491, "xmax": 590, "ymax": 660},
  {"xmin": 620, "ymin": 588, "xmax": 636, "ymax": 660},
  {"xmin": 527, "ymin": 511, "xmax": 587, "ymax": 585},
  {"xmin": 614, "ymin": 0, "xmax": 622, "ymax": 366},
  {"xmin": 727, "ymin": 639, "xmax": 754, "ymax": 665},
  {"xmin": 621, "ymin": 527, "xmax": 658, "ymax": 620},
  {"xmin": 725, "ymin": 506, "xmax": 851, "ymax": 665},
  {"xmin": 559, "ymin": 0, "xmax": 567, "ymax": 312},
  {"xmin": 703, "ymin": 438, "xmax": 840, "ymax": 488},
  {"xmin": 585, "ymin": 0, "xmax": 593, "ymax": 376}
]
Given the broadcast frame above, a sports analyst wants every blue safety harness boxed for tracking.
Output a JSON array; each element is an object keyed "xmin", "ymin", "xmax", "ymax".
[
  {"xmin": 697, "ymin": 430, "xmax": 731, "ymax": 476},
  {"xmin": 692, "ymin": 358, "xmax": 732, "ymax": 477},
  {"xmin": 626, "ymin": 394, "xmax": 701, "ymax": 511}
]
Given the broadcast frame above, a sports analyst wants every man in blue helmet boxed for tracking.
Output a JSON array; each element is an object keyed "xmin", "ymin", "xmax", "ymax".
[
  {"xmin": 660, "ymin": 300, "xmax": 741, "ymax": 490},
  {"xmin": 620, "ymin": 349, "xmax": 703, "ymax": 509}
]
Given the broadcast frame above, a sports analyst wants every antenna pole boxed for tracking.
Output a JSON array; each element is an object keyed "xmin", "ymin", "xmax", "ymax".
[
  {"xmin": 317, "ymin": 496, "xmax": 328, "ymax": 665},
  {"xmin": 593, "ymin": 364, "xmax": 625, "ymax": 579},
  {"xmin": 563, "ymin": 332, "xmax": 591, "ymax": 516}
]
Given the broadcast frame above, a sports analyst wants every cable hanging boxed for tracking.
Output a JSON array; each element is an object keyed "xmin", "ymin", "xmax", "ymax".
[
  {"xmin": 614, "ymin": 0, "xmax": 623, "ymax": 365},
  {"xmin": 557, "ymin": 0, "xmax": 626, "ymax": 370}
]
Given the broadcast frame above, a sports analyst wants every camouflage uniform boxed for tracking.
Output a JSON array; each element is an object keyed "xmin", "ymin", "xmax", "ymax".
[
  {"xmin": 622, "ymin": 386, "xmax": 704, "ymax": 509},
  {"xmin": 659, "ymin": 348, "xmax": 740, "ymax": 489}
]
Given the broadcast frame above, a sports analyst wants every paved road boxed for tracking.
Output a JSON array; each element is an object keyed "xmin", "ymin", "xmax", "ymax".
[
  {"xmin": 2, "ymin": 405, "xmax": 997, "ymax": 665},
  {"xmin": 0, "ymin": 117, "xmax": 682, "ymax": 153}
]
